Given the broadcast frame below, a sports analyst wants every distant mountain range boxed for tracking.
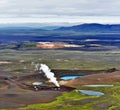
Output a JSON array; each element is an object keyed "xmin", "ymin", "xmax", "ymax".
[
  {"xmin": 56, "ymin": 23, "xmax": 120, "ymax": 33},
  {"xmin": 0, "ymin": 23, "xmax": 75, "ymax": 30},
  {"xmin": 0, "ymin": 23, "xmax": 120, "ymax": 33}
]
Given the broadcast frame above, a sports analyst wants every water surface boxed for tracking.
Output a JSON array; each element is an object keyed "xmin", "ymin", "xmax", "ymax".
[
  {"xmin": 32, "ymin": 82, "xmax": 43, "ymax": 85},
  {"xmin": 60, "ymin": 74, "xmax": 85, "ymax": 80},
  {"xmin": 83, "ymin": 84, "xmax": 114, "ymax": 87},
  {"xmin": 77, "ymin": 90, "xmax": 104, "ymax": 96}
]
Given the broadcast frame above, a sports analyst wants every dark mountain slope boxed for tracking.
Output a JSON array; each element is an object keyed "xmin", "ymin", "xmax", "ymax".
[{"xmin": 57, "ymin": 23, "xmax": 120, "ymax": 33}]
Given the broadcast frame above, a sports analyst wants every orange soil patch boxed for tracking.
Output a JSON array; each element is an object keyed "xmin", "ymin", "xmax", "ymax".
[
  {"xmin": 36, "ymin": 42, "xmax": 80, "ymax": 49},
  {"xmin": 0, "ymin": 61, "xmax": 12, "ymax": 64}
]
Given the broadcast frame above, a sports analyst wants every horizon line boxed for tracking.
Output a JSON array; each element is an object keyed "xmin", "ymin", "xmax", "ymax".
[{"xmin": 0, "ymin": 16, "xmax": 120, "ymax": 24}]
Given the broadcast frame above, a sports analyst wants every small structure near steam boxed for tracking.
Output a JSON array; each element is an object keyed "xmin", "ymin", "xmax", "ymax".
[
  {"xmin": 39, "ymin": 64, "xmax": 60, "ymax": 87},
  {"xmin": 32, "ymin": 82, "xmax": 43, "ymax": 86}
]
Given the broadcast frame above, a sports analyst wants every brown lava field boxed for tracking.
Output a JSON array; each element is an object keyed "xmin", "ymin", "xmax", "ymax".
[{"xmin": 0, "ymin": 68, "xmax": 119, "ymax": 109}]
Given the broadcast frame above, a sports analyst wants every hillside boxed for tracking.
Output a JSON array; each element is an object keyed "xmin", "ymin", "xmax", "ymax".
[{"xmin": 57, "ymin": 23, "xmax": 120, "ymax": 33}]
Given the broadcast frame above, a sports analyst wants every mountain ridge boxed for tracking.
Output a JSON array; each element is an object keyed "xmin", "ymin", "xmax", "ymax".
[{"xmin": 56, "ymin": 23, "xmax": 120, "ymax": 33}]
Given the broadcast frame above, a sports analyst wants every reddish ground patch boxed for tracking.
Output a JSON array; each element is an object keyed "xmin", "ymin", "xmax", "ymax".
[
  {"xmin": 60, "ymin": 71, "xmax": 120, "ymax": 86},
  {"xmin": 36, "ymin": 42, "xmax": 80, "ymax": 49}
]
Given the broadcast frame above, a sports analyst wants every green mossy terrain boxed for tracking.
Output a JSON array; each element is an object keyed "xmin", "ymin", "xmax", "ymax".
[
  {"xmin": 16, "ymin": 83, "xmax": 120, "ymax": 110},
  {"xmin": 0, "ymin": 83, "xmax": 117, "ymax": 110},
  {"xmin": 0, "ymin": 49, "xmax": 120, "ymax": 74}
]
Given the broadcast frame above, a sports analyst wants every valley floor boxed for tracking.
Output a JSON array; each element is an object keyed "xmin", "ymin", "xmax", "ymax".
[{"xmin": 0, "ymin": 49, "xmax": 120, "ymax": 110}]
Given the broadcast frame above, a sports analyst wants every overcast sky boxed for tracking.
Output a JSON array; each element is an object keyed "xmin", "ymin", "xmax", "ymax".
[{"xmin": 0, "ymin": 0, "xmax": 120, "ymax": 24}]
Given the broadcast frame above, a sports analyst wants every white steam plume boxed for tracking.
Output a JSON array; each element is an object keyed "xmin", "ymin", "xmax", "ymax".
[{"xmin": 40, "ymin": 64, "xmax": 60, "ymax": 87}]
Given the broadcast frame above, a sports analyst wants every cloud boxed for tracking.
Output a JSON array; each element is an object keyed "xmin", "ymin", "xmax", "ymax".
[{"xmin": 0, "ymin": 0, "xmax": 120, "ymax": 23}]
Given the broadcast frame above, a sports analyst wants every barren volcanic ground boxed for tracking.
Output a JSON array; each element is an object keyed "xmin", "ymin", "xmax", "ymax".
[
  {"xmin": 0, "ymin": 69, "xmax": 119, "ymax": 110},
  {"xmin": 0, "ymin": 70, "xmax": 74, "ymax": 109},
  {"xmin": 0, "ymin": 49, "xmax": 120, "ymax": 110}
]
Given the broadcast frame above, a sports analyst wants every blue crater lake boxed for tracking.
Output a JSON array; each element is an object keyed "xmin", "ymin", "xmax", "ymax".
[
  {"xmin": 60, "ymin": 74, "xmax": 85, "ymax": 80},
  {"xmin": 83, "ymin": 84, "xmax": 114, "ymax": 87},
  {"xmin": 77, "ymin": 90, "xmax": 104, "ymax": 96}
]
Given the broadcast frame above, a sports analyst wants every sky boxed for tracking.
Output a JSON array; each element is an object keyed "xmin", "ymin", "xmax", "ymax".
[{"xmin": 0, "ymin": 0, "xmax": 120, "ymax": 24}]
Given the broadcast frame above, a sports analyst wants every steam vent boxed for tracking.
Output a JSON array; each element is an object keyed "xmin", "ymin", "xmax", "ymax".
[{"xmin": 19, "ymin": 64, "xmax": 75, "ymax": 92}]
